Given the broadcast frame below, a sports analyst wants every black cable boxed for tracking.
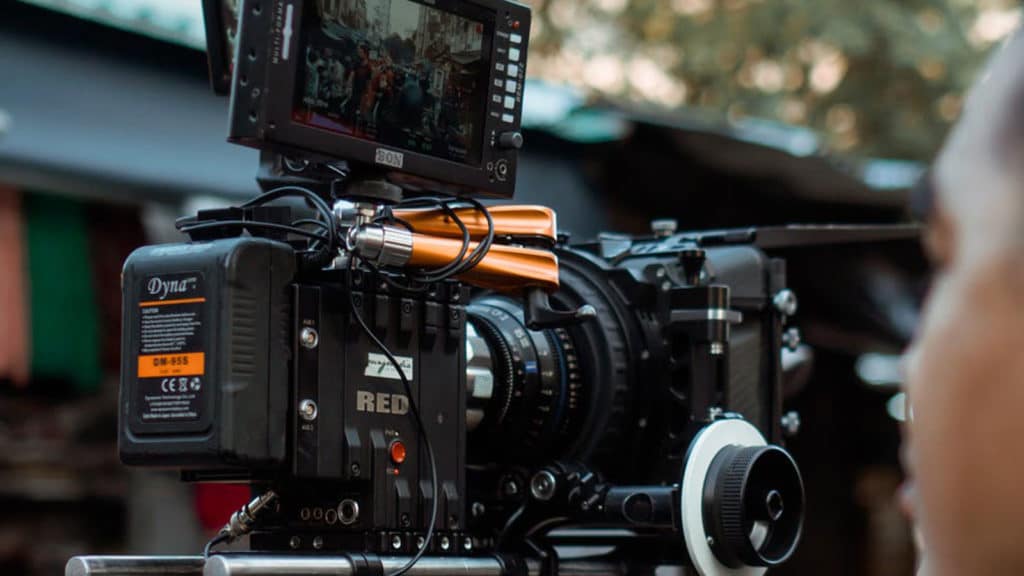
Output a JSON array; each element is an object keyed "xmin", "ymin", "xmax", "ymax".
[
  {"xmin": 346, "ymin": 262, "xmax": 439, "ymax": 576},
  {"xmin": 241, "ymin": 185, "xmax": 338, "ymax": 253},
  {"xmin": 368, "ymin": 197, "xmax": 495, "ymax": 292},
  {"xmin": 292, "ymin": 218, "xmax": 331, "ymax": 252},
  {"xmin": 292, "ymin": 218, "xmax": 330, "ymax": 230},
  {"xmin": 203, "ymin": 533, "xmax": 230, "ymax": 559},
  {"xmin": 178, "ymin": 220, "xmax": 328, "ymax": 243},
  {"xmin": 409, "ymin": 203, "xmax": 472, "ymax": 283},
  {"xmin": 175, "ymin": 185, "xmax": 339, "ymax": 270}
]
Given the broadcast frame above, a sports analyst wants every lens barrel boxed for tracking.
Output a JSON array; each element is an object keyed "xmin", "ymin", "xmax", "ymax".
[{"xmin": 465, "ymin": 296, "xmax": 584, "ymax": 461}]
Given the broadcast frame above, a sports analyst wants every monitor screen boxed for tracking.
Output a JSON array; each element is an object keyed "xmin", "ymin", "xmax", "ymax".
[{"xmin": 293, "ymin": 0, "xmax": 493, "ymax": 166}]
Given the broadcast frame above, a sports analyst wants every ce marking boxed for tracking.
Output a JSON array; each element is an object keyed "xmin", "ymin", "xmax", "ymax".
[{"xmin": 160, "ymin": 377, "xmax": 201, "ymax": 393}]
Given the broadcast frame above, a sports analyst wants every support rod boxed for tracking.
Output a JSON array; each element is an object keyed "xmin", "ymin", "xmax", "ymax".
[{"xmin": 66, "ymin": 555, "xmax": 632, "ymax": 576}]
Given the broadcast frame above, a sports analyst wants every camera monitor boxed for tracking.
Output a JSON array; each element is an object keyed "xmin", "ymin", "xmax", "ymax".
[{"xmin": 221, "ymin": 0, "xmax": 530, "ymax": 197}]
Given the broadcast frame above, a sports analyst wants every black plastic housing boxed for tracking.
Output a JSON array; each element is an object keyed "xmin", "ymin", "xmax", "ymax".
[
  {"xmin": 273, "ymin": 273, "xmax": 467, "ymax": 533},
  {"xmin": 119, "ymin": 238, "xmax": 467, "ymax": 545},
  {"xmin": 119, "ymin": 238, "xmax": 296, "ymax": 470}
]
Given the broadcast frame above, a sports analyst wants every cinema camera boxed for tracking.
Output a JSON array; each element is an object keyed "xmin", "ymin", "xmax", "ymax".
[{"xmin": 67, "ymin": 0, "xmax": 810, "ymax": 575}]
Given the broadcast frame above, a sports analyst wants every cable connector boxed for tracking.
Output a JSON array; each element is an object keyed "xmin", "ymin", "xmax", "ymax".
[{"xmin": 220, "ymin": 490, "xmax": 278, "ymax": 541}]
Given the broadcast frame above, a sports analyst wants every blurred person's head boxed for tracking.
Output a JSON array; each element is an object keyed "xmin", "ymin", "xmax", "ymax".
[
  {"xmin": 905, "ymin": 28, "xmax": 1024, "ymax": 576},
  {"xmin": 929, "ymin": 31, "xmax": 1024, "ymax": 268}
]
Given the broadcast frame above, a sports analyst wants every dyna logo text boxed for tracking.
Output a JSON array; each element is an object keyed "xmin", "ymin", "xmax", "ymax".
[
  {"xmin": 147, "ymin": 277, "xmax": 198, "ymax": 300},
  {"xmin": 356, "ymin": 391, "xmax": 410, "ymax": 415}
]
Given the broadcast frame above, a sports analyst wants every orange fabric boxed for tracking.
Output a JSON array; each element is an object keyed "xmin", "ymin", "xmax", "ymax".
[{"xmin": 0, "ymin": 186, "xmax": 29, "ymax": 386}]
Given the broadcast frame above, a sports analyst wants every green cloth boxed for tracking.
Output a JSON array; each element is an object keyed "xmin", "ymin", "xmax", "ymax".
[{"xmin": 24, "ymin": 193, "xmax": 102, "ymax": 393}]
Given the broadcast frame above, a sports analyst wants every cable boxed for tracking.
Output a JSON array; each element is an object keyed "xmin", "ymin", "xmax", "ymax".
[
  {"xmin": 176, "ymin": 185, "xmax": 339, "ymax": 270},
  {"xmin": 177, "ymin": 220, "xmax": 328, "ymax": 243},
  {"xmin": 241, "ymin": 185, "xmax": 338, "ymax": 253},
  {"xmin": 203, "ymin": 533, "xmax": 230, "ymax": 558},
  {"xmin": 367, "ymin": 196, "xmax": 495, "ymax": 292},
  {"xmin": 346, "ymin": 261, "xmax": 439, "ymax": 576}
]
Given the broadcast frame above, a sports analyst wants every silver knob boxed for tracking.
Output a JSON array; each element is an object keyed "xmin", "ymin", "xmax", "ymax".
[
  {"xmin": 773, "ymin": 289, "xmax": 798, "ymax": 316},
  {"xmin": 299, "ymin": 399, "xmax": 318, "ymax": 422},
  {"xmin": 300, "ymin": 327, "xmax": 319, "ymax": 349},
  {"xmin": 781, "ymin": 411, "xmax": 802, "ymax": 437}
]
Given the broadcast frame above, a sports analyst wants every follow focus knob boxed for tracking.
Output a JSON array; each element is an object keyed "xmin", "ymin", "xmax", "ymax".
[{"xmin": 702, "ymin": 445, "xmax": 804, "ymax": 568}]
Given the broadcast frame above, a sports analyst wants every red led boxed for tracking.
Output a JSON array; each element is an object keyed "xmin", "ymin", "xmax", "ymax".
[
  {"xmin": 390, "ymin": 440, "xmax": 407, "ymax": 465},
  {"xmin": 512, "ymin": 20, "xmax": 520, "ymax": 29}
]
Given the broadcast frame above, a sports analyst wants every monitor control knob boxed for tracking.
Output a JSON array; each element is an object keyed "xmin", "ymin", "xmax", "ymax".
[{"xmin": 497, "ymin": 132, "xmax": 524, "ymax": 149}]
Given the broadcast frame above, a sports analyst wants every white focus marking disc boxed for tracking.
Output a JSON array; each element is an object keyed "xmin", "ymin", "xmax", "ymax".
[{"xmin": 680, "ymin": 419, "xmax": 767, "ymax": 576}]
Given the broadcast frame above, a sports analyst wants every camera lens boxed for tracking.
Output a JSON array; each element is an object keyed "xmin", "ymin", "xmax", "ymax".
[
  {"xmin": 466, "ymin": 295, "xmax": 584, "ymax": 461},
  {"xmin": 465, "ymin": 251, "xmax": 635, "ymax": 465}
]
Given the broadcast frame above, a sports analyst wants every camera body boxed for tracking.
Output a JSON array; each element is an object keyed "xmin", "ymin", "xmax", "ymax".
[
  {"xmin": 111, "ymin": 0, "xmax": 808, "ymax": 574},
  {"xmin": 118, "ymin": 221, "xmax": 805, "ymax": 569}
]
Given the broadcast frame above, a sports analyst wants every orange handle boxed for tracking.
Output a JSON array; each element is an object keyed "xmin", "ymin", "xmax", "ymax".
[
  {"xmin": 407, "ymin": 233, "xmax": 560, "ymax": 293},
  {"xmin": 395, "ymin": 205, "xmax": 557, "ymax": 244}
]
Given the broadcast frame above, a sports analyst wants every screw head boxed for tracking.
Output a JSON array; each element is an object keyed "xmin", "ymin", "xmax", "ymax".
[
  {"xmin": 781, "ymin": 411, "xmax": 802, "ymax": 437},
  {"xmin": 463, "ymin": 537, "xmax": 473, "ymax": 551},
  {"xmin": 350, "ymin": 463, "xmax": 361, "ymax": 477},
  {"xmin": 530, "ymin": 470, "xmax": 557, "ymax": 501},
  {"xmin": 391, "ymin": 535, "xmax": 403, "ymax": 550},
  {"xmin": 300, "ymin": 327, "xmax": 319, "ymax": 349},
  {"xmin": 289, "ymin": 536, "xmax": 301, "ymax": 549},
  {"xmin": 503, "ymin": 479, "xmax": 519, "ymax": 496},
  {"xmin": 312, "ymin": 536, "xmax": 324, "ymax": 550},
  {"xmin": 471, "ymin": 502, "xmax": 486, "ymax": 517},
  {"xmin": 299, "ymin": 399, "xmax": 318, "ymax": 421},
  {"xmin": 439, "ymin": 536, "xmax": 451, "ymax": 551},
  {"xmin": 782, "ymin": 327, "xmax": 802, "ymax": 351},
  {"xmin": 773, "ymin": 289, "xmax": 798, "ymax": 316}
]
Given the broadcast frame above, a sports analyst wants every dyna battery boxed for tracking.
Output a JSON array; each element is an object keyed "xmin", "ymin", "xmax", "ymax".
[{"xmin": 118, "ymin": 237, "xmax": 295, "ymax": 471}]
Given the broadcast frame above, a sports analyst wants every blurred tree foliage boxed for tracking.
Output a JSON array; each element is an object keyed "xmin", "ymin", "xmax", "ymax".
[{"xmin": 523, "ymin": 0, "xmax": 1022, "ymax": 160}]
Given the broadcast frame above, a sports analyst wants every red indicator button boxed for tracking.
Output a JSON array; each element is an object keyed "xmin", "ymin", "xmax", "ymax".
[
  {"xmin": 512, "ymin": 20, "xmax": 520, "ymax": 29},
  {"xmin": 390, "ymin": 441, "xmax": 407, "ymax": 465}
]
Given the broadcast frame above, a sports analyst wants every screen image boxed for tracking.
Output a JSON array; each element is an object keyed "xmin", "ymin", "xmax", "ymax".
[{"xmin": 293, "ymin": 0, "xmax": 492, "ymax": 166}]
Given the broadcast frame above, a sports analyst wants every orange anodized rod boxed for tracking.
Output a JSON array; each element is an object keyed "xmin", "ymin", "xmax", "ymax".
[
  {"xmin": 406, "ymin": 233, "xmax": 560, "ymax": 293},
  {"xmin": 394, "ymin": 205, "xmax": 557, "ymax": 244}
]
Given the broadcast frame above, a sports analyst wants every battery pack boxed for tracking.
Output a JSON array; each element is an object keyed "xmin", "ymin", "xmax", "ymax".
[{"xmin": 119, "ymin": 237, "xmax": 296, "ymax": 472}]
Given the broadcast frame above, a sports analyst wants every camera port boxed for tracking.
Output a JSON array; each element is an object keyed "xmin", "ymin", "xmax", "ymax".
[{"xmin": 337, "ymin": 499, "xmax": 360, "ymax": 526}]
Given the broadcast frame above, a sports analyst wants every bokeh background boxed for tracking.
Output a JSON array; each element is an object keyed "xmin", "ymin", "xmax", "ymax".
[{"xmin": 0, "ymin": 0, "xmax": 1020, "ymax": 574}]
